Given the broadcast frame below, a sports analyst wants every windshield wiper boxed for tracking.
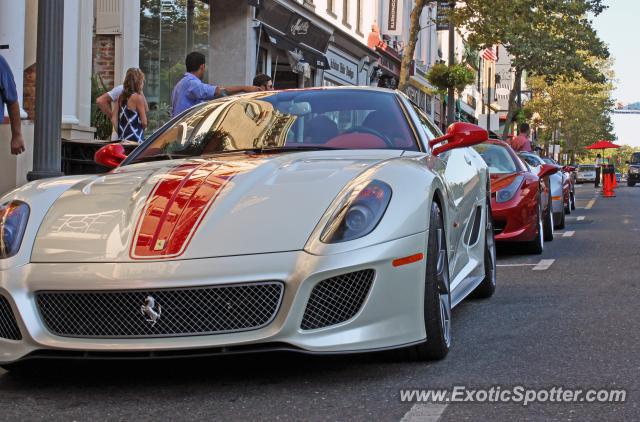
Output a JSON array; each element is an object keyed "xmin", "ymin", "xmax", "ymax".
[
  {"xmin": 243, "ymin": 146, "xmax": 343, "ymax": 154},
  {"xmin": 133, "ymin": 153, "xmax": 194, "ymax": 163}
]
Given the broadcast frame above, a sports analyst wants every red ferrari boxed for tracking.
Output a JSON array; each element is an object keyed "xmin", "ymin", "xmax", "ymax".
[{"xmin": 473, "ymin": 140, "xmax": 559, "ymax": 254}]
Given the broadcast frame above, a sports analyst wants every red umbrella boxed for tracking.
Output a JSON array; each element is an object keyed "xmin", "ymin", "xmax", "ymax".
[
  {"xmin": 586, "ymin": 140, "xmax": 620, "ymax": 150},
  {"xmin": 586, "ymin": 140, "xmax": 620, "ymax": 161}
]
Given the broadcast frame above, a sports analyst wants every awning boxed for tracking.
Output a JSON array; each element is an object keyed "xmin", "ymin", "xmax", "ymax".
[{"xmin": 262, "ymin": 26, "xmax": 330, "ymax": 69}]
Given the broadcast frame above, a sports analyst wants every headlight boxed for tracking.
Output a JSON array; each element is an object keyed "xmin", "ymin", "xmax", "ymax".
[
  {"xmin": 321, "ymin": 180, "xmax": 392, "ymax": 243},
  {"xmin": 631, "ymin": 167, "xmax": 639, "ymax": 174},
  {"xmin": 496, "ymin": 175, "xmax": 524, "ymax": 203},
  {"xmin": 0, "ymin": 201, "xmax": 30, "ymax": 258}
]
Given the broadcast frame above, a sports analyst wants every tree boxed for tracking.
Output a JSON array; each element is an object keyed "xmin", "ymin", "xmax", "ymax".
[
  {"xmin": 398, "ymin": 0, "xmax": 429, "ymax": 93},
  {"xmin": 526, "ymin": 58, "xmax": 615, "ymax": 161},
  {"xmin": 452, "ymin": 0, "xmax": 610, "ymax": 140}
]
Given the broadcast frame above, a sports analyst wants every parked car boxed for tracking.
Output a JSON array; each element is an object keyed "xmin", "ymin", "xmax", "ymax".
[
  {"xmin": 627, "ymin": 152, "xmax": 640, "ymax": 187},
  {"xmin": 577, "ymin": 164, "xmax": 597, "ymax": 183},
  {"xmin": 520, "ymin": 153, "xmax": 568, "ymax": 230},
  {"xmin": 473, "ymin": 140, "xmax": 558, "ymax": 254},
  {"xmin": 0, "ymin": 88, "xmax": 496, "ymax": 367},
  {"xmin": 542, "ymin": 157, "xmax": 576, "ymax": 213}
]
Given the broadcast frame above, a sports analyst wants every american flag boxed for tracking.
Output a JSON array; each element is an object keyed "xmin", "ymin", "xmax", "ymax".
[{"xmin": 481, "ymin": 47, "xmax": 497, "ymax": 62}]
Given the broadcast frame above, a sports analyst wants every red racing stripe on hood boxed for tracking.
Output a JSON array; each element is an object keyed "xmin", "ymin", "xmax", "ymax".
[{"xmin": 130, "ymin": 160, "xmax": 247, "ymax": 260}]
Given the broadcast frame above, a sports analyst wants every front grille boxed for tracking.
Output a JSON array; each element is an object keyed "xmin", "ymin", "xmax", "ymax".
[
  {"xmin": 301, "ymin": 270, "xmax": 375, "ymax": 330},
  {"xmin": 36, "ymin": 282, "xmax": 284, "ymax": 338},
  {"xmin": 0, "ymin": 295, "xmax": 21, "ymax": 340}
]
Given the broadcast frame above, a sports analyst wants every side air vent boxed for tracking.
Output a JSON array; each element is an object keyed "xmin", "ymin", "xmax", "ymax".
[{"xmin": 301, "ymin": 270, "xmax": 375, "ymax": 330}]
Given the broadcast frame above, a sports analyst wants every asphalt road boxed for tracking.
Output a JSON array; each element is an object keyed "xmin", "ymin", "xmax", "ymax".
[{"xmin": 1, "ymin": 184, "xmax": 638, "ymax": 421}]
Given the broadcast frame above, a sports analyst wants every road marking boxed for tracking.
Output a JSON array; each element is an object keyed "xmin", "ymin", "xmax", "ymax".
[
  {"xmin": 533, "ymin": 259, "xmax": 555, "ymax": 271},
  {"xmin": 563, "ymin": 231, "xmax": 575, "ymax": 237},
  {"xmin": 497, "ymin": 263, "xmax": 538, "ymax": 267},
  {"xmin": 585, "ymin": 199, "xmax": 596, "ymax": 209},
  {"xmin": 401, "ymin": 404, "xmax": 449, "ymax": 422},
  {"xmin": 577, "ymin": 216, "xmax": 585, "ymax": 221}
]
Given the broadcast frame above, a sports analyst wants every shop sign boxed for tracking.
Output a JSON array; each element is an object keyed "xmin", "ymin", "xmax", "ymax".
[
  {"xmin": 257, "ymin": 2, "xmax": 331, "ymax": 53},
  {"xmin": 325, "ymin": 49, "xmax": 358, "ymax": 85},
  {"xmin": 382, "ymin": 0, "xmax": 404, "ymax": 36},
  {"xmin": 436, "ymin": 1, "xmax": 452, "ymax": 31}
]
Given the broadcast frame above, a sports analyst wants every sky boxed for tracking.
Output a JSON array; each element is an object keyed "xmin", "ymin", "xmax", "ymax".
[{"xmin": 593, "ymin": 0, "xmax": 640, "ymax": 147}]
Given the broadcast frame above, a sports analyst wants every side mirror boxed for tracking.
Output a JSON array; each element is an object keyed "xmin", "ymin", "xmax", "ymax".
[
  {"xmin": 538, "ymin": 163, "xmax": 560, "ymax": 179},
  {"xmin": 95, "ymin": 143, "xmax": 127, "ymax": 169},
  {"xmin": 430, "ymin": 122, "xmax": 488, "ymax": 156},
  {"xmin": 625, "ymin": 160, "xmax": 630, "ymax": 165}
]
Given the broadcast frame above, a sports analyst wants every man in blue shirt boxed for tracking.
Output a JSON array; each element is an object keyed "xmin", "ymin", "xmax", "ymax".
[
  {"xmin": 171, "ymin": 52, "xmax": 262, "ymax": 117},
  {"xmin": 0, "ymin": 54, "xmax": 25, "ymax": 155}
]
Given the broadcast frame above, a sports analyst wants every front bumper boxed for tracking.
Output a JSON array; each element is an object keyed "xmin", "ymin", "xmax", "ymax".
[
  {"xmin": 627, "ymin": 171, "xmax": 640, "ymax": 182},
  {"xmin": 0, "ymin": 233, "xmax": 428, "ymax": 363},
  {"xmin": 491, "ymin": 195, "xmax": 537, "ymax": 242}
]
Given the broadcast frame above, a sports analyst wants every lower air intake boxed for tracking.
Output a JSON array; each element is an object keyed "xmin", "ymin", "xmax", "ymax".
[
  {"xmin": 301, "ymin": 269, "xmax": 375, "ymax": 330},
  {"xmin": 0, "ymin": 295, "xmax": 22, "ymax": 340}
]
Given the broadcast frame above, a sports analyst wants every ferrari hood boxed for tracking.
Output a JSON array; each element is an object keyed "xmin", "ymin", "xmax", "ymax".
[{"xmin": 31, "ymin": 150, "xmax": 401, "ymax": 262}]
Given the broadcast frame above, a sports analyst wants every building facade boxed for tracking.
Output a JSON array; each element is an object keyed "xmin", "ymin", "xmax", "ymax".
[{"xmin": 1, "ymin": 0, "xmax": 470, "ymax": 194}]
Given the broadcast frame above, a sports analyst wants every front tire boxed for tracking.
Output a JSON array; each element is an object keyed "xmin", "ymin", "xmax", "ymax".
[
  {"xmin": 525, "ymin": 201, "xmax": 544, "ymax": 255},
  {"xmin": 473, "ymin": 198, "xmax": 496, "ymax": 299},
  {"xmin": 555, "ymin": 210, "xmax": 566, "ymax": 230},
  {"xmin": 543, "ymin": 190, "xmax": 554, "ymax": 241},
  {"xmin": 628, "ymin": 181, "xmax": 636, "ymax": 187},
  {"xmin": 404, "ymin": 201, "xmax": 451, "ymax": 361},
  {"xmin": 570, "ymin": 190, "xmax": 576, "ymax": 211}
]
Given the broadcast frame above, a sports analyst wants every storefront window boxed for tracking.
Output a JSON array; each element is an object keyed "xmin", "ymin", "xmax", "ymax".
[{"xmin": 140, "ymin": 0, "xmax": 210, "ymax": 133}]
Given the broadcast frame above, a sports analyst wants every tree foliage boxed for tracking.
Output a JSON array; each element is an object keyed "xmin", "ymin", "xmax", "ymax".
[
  {"xmin": 427, "ymin": 63, "xmax": 476, "ymax": 93},
  {"xmin": 526, "ymin": 58, "xmax": 616, "ymax": 161},
  {"xmin": 451, "ymin": 0, "xmax": 610, "ymax": 139}
]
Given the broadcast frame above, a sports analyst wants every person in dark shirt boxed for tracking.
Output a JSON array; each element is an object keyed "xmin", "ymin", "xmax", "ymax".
[{"xmin": 0, "ymin": 54, "xmax": 25, "ymax": 155}]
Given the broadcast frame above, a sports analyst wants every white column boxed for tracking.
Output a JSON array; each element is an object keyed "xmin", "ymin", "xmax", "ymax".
[
  {"xmin": 76, "ymin": 0, "xmax": 94, "ymax": 126},
  {"xmin": 116, "ymin": 0, "xmax": 140, "ymax": 83},
  {"xmin": 0, "ymin": 0, "xmax": 27, "ymax": 118},
  {"xmin": 62, "ymin": 0, "xmax": 80, "ymax": 125}
]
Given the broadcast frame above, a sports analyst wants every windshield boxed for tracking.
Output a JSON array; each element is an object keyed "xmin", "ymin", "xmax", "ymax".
[
  {"xmin": 126, "ymin": 89, "xmax": 418, "ymax": 165},
  {"xmin": 579, "ymin": 165, "xmax": 595, "ymax": 171},
  {"xmin": 631, "ymin": 152, "xmax": 640, "ymax": 164},
  {"xmin": 473, "ymin": 143, "xmax": 519, "ymax": 174},
  {"xmin": 520, "ymin": 153, "xmax": 543, "ymax": 167}
]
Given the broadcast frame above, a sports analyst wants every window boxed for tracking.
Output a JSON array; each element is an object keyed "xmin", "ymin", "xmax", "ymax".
[
  {"xmin": 409, "ymin": 102, "xmax": 441, "ymax": 143},
  {"xmin": 139, "ymin": 0, "xmax": 210, "ymax": 133},
  {"xmin": 356, "ymin": 0, "xmax": 364, "ymax": 34},
  {"xmin": 342, "ymin": 0, "xmax": 350, "ymax": 27},
  {"xmin": 127, "ymin": 90, "xmax": 419, "ymax": 165},
  {"xmin": 473, "ymin": 144, "xmax": 519, "ymax": 174},
  {"xmin": 326, "ymin": 0, "xmax": 336, "ymax": 16}
]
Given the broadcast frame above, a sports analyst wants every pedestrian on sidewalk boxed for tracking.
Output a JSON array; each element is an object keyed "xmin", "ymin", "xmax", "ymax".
[
  {"xmin": 0, "ymin": 54, "xmax": 25, "ymax": 155},
  {"xmin": 97, "ymin": 82, "xmax": 149, "ymax": 140},
  {"xmin": 252, "ymin": 73, "xmax": 274, "ymax": 91},
  {"xmin": 171, "ymin": 51, "xmax": 262, "ymax": 117},
  {"xmin": 509, "ymin": 123, "xmax": 533, "ymax": 152},
  {"xmin": 594, "ymin": 154, "xmax": 603, "ymax": 188},
  {"xmin": 111, "ymin": 68, "xmax": 147, "ymax": 143}
]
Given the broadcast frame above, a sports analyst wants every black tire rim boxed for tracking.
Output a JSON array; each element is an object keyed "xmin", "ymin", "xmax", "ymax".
[{"xmin": 435, "ymin": 226, "xmax": 452, "ymax": 347}]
